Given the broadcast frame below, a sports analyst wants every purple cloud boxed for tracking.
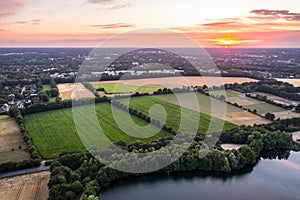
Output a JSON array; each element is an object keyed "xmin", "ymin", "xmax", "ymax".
[
  {"xmin": 250, "ymin": 9, "xmax": 300, "ymax": 21},
  {"xmin": 0, "ymin": 0, "xmax": 24, "ymax": 18}
]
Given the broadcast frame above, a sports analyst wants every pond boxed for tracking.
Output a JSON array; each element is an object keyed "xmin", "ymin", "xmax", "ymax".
[{"xmin": 100, "ymin": 151, "xmax": 300, "ymax": 200}]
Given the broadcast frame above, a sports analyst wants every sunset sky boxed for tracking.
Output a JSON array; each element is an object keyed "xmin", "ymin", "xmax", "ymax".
[{"xmin": 1, "ymin": 0, "xmax": 300, "ymax": 47}]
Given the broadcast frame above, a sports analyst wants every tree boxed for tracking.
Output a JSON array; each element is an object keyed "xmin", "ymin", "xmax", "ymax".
[
  {"xmin": 41, "ymin": 94, "xmax": 49, "ymax": 102},
  {"xmin": 265, "ymin": 112, "xmax": 275, "ymax": 121},
  {"xmin": 71, "ymin": 180, "xmax": 83, "ymax": 193},
  {"xmin": 219, "ymin": 95, "xmax": 226, "ymax": 101},
  {"xmin": 50, "ymin": 88, "xmax": 59, "ymax": 97}
]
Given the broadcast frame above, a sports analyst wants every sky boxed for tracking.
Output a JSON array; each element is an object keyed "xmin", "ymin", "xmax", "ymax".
[{"xmin": 0, "ymin": 0, "xmax": 300, "ymax": 47}]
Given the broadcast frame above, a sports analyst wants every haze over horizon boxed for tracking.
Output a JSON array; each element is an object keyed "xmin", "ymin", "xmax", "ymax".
[{"xmin": 1, "ymin": 0, "xmax": 300, "ymax": 47}]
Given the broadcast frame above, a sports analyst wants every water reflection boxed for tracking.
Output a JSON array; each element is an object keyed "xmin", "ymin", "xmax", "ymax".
[{"xmin": 100, "ymin": 151, "xmax": 300, "ymax": 200}]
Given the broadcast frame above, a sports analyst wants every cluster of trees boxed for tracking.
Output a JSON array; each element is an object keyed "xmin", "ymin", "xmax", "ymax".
[
  {"xmin": 38, "ymin": 79, "xmax": 59, "ymax": 102},
  {"xmin": 228, "ymin": 79, "xmax": 300, "ymax": 101},
  {"xmin": 9, "ymin": 108, "xmax": 41, "ymax": 159},
  {"xmin": 21, "ymin": 96, "xmax": 109, "ymax": 115},
  {"xmin": 265, "ymin": 112, "xmax": 276, "ymax": 121},
  {"xmin": 246, "ymin": 93, "xmax": 294, "ymax": 109},
  {"xmin": 0, "ymin": 159, "xmax": 41, "ymax": 173},
  {"xmin": 48, "ymin": 122, "xmax": 300, "ymax": 200}
]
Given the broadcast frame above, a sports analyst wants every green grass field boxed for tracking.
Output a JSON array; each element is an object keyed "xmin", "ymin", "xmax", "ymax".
[
  {"xmin": 42, "ymin": 84, "xmax": 51, "ymax": 91},
  {"xmin": 243, "ymin": 103, "xmax": 285, "ymax": 115},
  {"xmin": 0, "ymin": 151, "xmax": 31, "ymax": 164},
  {"xmin": 154, "ymin": 93, "xmax": 242, "ymax": 116},
  {"xmin": 209, "ymin": 90, "xmax": 239, "ymax": 98},
  {"xmin": 92, "ymin": 83, "xmax": 160, "ymax": 94},
  {"xmin": 24, "ymin": 103, "xmax": 172, "ymax": 158},
  {"xmin": 118, "ymin": 96, "xmax": 238, "ymax": 135}
]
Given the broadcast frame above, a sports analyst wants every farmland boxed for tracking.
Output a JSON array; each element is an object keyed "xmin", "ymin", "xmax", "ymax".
[
  {"xmin": 226, "ymin": 92, "xmax": 286, "ymax": 115},
  {"xmin": 0, "ymin": 116, "xmax": 30, "ymax": 163},
  {"xmin": 118, "ymin": 96, "xmax": 238, "ymax": 134},
  {"xmin": 24, "ymin": 103, "xmax": 172, "ymax": 158},
  {"xmin": 92, "ymin": 83, "xmax": 160, "ymax": 94},
  {"xmin": 91, "ymin": 76, "xmax": 258, "ymax": 89},
  {"xmin": 57, "ymin": 83, "xmax": 94, "ymax": 100},
  {"xmin": 0, "ymin": 171, "xmax": 50, "ymax": 200},
  {"xmin": 253, "ymin": 92, "xmax": 299, "ymax": 107},
  {"xmin": 209, "ymin": 90, "xmax": 239, "ymax": 98},
  {"xmin": 153, "ymin": 93, "xmax": 269, "ymax": 125},
  {"xmin": 276, "ymin": 78, "xmax": 300, "ymax": 87}
]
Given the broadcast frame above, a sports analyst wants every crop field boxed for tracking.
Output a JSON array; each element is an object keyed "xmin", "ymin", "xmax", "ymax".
[
  {"xmin": 153, "ymin": 93, "xmax": 269, "ymax": 125},
  {"xmin": 57, "ymin": 83, "xmax": 94, "ymax": 100},
  {"xmin": 91, "ymin": 76, "xmax": 258, "ymax": 88},
  {"xmin": 226, "ymin": 93, "xmax": 285, "ymax": 114},
  {"xmin": 92, "ymin": 83, "xmax": 160, "ymax": 94},
  {"xmin": 253, "ymin": 92, "xmax": 299, "ymax": 106},
  {"xmin": 24, "ymin": 103, "xmax": 172, "ymax": 158},
  {"xmin": 276, "ymin": 78, "xmax": 300, "ymax": 87},
  {"xmin": 0, "ymin": 171, "xmax": 50, "ymax": 200},
  {"xmin": 0, "ymin": 116, "xmax": 30, "ymax": 163},
  {"xmin": 209, "ymin": 90, "xmax": 239, "ymax": 98},
  {"xmin": 118, "ymin": 96, "xmax": 238, "ymax": 134}
]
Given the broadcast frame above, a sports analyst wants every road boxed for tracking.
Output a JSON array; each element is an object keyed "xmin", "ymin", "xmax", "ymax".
[{"xmin": 0, "ymin": 161, "xmax": 50, "ymax": 179}]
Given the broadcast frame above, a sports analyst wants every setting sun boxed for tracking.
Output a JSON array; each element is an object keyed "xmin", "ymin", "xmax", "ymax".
[{"xmin": 217, "ymin": 38, "xmax": 240, "ymax": 47}]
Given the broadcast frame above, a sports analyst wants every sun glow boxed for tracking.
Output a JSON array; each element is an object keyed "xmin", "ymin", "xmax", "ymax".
[{"xmin": 217, "ymin": 38, "xmax": 239, "ymax": 47}]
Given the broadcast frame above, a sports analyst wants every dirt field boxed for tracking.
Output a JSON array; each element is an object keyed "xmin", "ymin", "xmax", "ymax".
[
  {"xmin": 0, "ymin": 171, "xmax": 50, "ymax": 200},
  {"xmin": 276, "ymin": 78, "xmax": 300, "ymax": 87},
  {"xmin": 225, "ymin": 111, "xmax": 270, "ymax": 125},
  {"xmin": 91, "ymin": 76, "xmax": 258, "ymax": 88},
  {"xmin": 0, "ymin": 115, "xmax": 30, "ymax": 163},
  {"xmin": 253, "ymin": 92, "xmax": 299, "ymax": 106},
  {"xmin": 272, "ymin": 110, "xmax": 300, "ymax": 120},
  {"xmin": 57, "ymin": 83, "xmax": 94, "ymax": 100}
]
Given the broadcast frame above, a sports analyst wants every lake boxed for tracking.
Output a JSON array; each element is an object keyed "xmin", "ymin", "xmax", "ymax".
[{"xmin": 100, "ymin": 151, "xmax": 300, "ymax": 200}]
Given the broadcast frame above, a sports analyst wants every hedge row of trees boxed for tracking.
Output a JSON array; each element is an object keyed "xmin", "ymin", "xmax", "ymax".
[
  {"xmin": 227, "ymin": 79, "xmax": 300, "ymax": 101},
  {"xmin": 21, "ymin": 96, "xmax": 109, "ymax": 115},
  {"xmin": 48, "ymin": 123, "xmax": 300, "ymax": 200}
]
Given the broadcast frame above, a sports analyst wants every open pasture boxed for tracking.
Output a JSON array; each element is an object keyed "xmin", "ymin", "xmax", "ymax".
[
  {"xmin": 24, "ymin": 103, "xmax": 172, "ymax": 158},
  {"xmin": 0, "ymin": 115, "xmax": 30, "ymax": 163},
  {"xmin": 154, "ymin": 93, "xmax": 269, "ymax": 126},
  {"xmin": 92, "ymin": 83, "xmax": 160, "ymax": 94},
  {"xmin": 118, "ymin": 96, "xmax": 238, "ymax": 134}
]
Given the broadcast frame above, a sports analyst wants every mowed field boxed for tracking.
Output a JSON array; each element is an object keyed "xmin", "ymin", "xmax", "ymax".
[
  {"xmin": 118, "ymin": 96, "xmax": 238, "ymax": 134},
  {"xmin": 0, "ymin": 115, "xmax": 30, "ymax": 163},
  {"xmin": 92, "ymin": 83, "xmax": 160, "ymax": 94},
  {"xmin": 91, "ymin": 76, "xmax": 258, "ymax": 89},
  {"xmin": 57, "ymin": 83, "xmax": 94, "ymax": 100},
  {"xmin": 153, "ymin": 92, "xmax": 269, "ymax": 126},
  {"xmin": 0, "ymin": 171, "xmax": 50, "ymax": 200},
  {"xmin": 24, "ymin": 103, "xmax": 172, "ymax": 158},
  {"xmin": 253, "ymin": 92, "xmax": 299, "ymax": 107},
  {"xmin": 226, "ymin": 92, "xmax": 285, "ymax": 115}
]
